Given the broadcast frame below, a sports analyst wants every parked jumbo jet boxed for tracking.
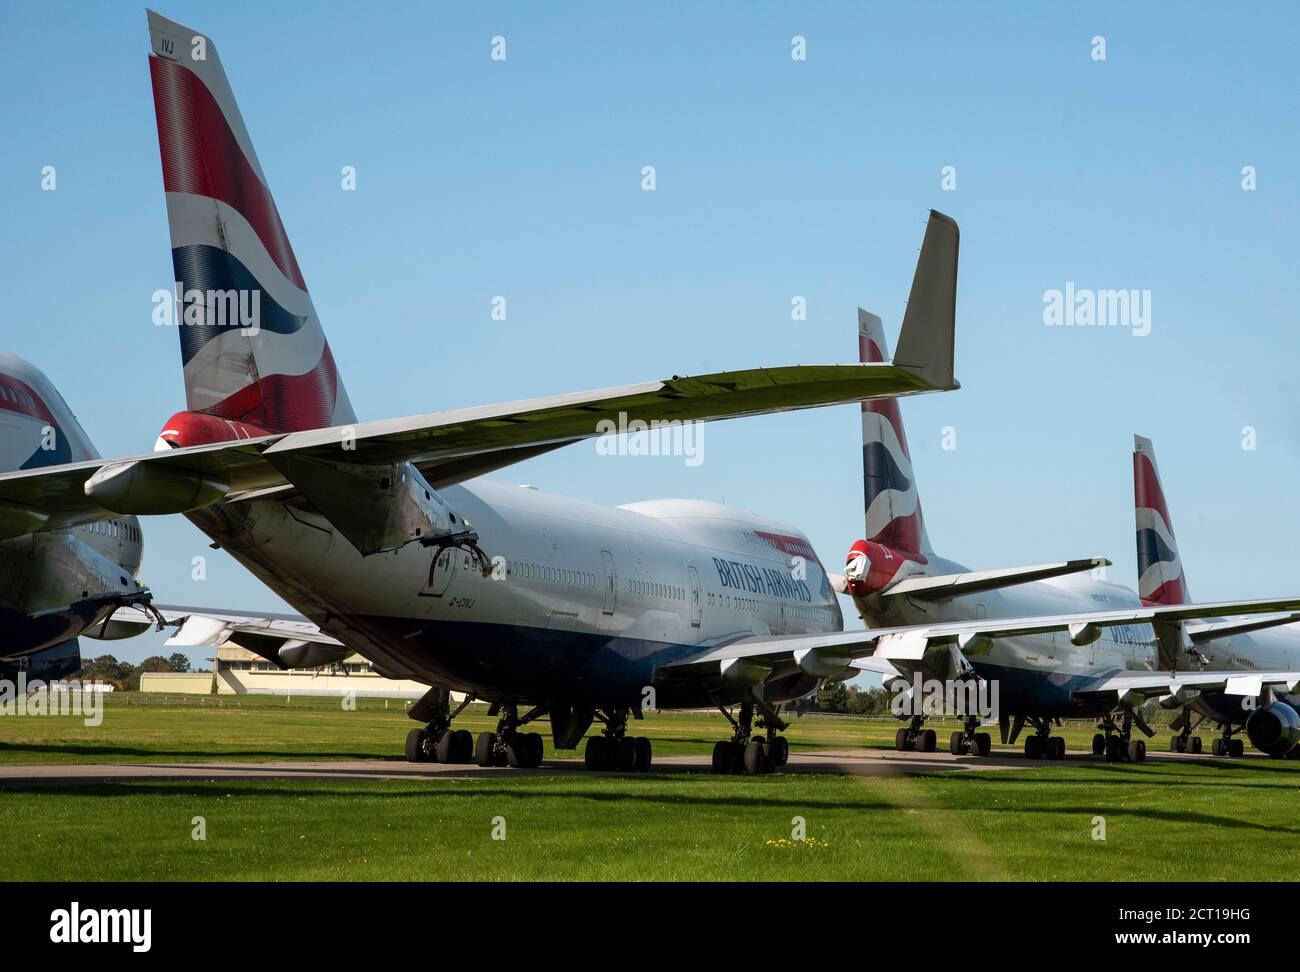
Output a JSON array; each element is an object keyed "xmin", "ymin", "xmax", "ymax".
[
  {"xmin": 0, "ymin": 350, "xmax": 157, "ymax": 682},
  {"xmin": 838, "ymin": 312, "xmax": 1300, "ymax": 763},
  {"xmin": 0, "ymin": 349, "xmax": 351, "ymax": 683},
  {"xmin": 9, "ymin": 11, "xmax": 1300, "ymax": 775},
  {"xmin": 1133, "ymin": 435, "xmax": 1300, "ymax": 758},
  {"xmin": 3, "ymin": 11, "xmax": 961, "ymax": 774}
]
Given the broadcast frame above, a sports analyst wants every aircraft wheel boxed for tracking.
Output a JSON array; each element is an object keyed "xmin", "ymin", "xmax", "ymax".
[
  {"xmin": 918, "ymin": 729, "xmax": 937, "ymax": 753},
  {"xmin": 1230, "ymin": 738, "xmax": 1245, "ymax": 758},
  {"xmin": 505, "ymin": 734, "xmax": 529, "ymax": 768},
  {"xmin": 1051, "ymin": 737, "xmax": 1066, "ymax": 761},
  {"xmin": 1190, "ymin": 736, "xmax": 1202, "ymax": 754},
  {"xmin": 1211, "ymin": 738, "xmax": 1223, "ymax": 756},
  {"xmin": 585, "ymin": 736, "xmax": 609, "ymax": 770},
  {"xmin": 770, "ymin": 736, "xmax": 789, "ymax": 767},
  {"xmin": 475, "ymin": 731, "xmax": 497, "ymax": 767},
  {"xmin": 405, "ymin": 728, "xmax": 428, "ymax": 763},
  {"xmin": 1092, "ymin": 733, "xmax": 1105, "ymax": 755},
  {"xmin": 975, "ymin": 732, "xmax": 992, "ymax": 756},
  {"xmin": 711, "ymin": 740, "xmax": 730, "ymax": 774},
  {"xmin": 525, "ymin": 732, "xmax": 544, "ymax": 768},
  {"xmin": 1169, "ymin": 735, "xmax": 1181, "ymax": 752},
  {"xmin": 895, "ymin": 727, "xmax": 912, "ymax": 751},
  {"xmin": 743, "ymin": 740, "xmax": 768, "ymax": 775},
  {"xmin": 949, "ymin": 731, "xmax": 965, "ymax": 755},
  {"xmin": 615, "ymin": 737, "xmax": 638, "ymax": 772},
  {"xmin": 434, "ymin": 729, "xmax": 456, "ymax": 763},
  {"xmin": 633, "ymin": 736, "xmax": 653, "ymax": 772},
  {"xmin": 1024, "ymin": 735, "xmax": 1041, "ymax": 760},
  {"xmin": 1105, "ymin": 737, "xmax": 1122, "ymax": 762},
  {"xmin": 453, "ymin": 729, "xmax": 473, "ymax": 763},
  {"xmin": 1127, "ymin": 739, "xmax": 1146, "ymax": 763}
]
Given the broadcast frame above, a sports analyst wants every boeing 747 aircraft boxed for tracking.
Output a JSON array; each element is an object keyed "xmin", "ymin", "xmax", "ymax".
[
  {"xmin": 1133, "ymin": 435, "xmax": 1300, "ymax": 757},
  {"xmin": 9, "ymin": 12, "xmax": 1300, "ymax": 776},
  {"xmin": 832, "ymin": 312, "xmax": 1300, "ymax": 763}
]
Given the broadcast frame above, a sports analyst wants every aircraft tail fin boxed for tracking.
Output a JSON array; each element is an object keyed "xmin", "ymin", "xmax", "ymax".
[
  {"xmin": 146, "ymin": 10, "xmax": 355, "ymax": 434},
  {"xmin": 1133, "ymin": 435, "xmax": 1189, "ymax": 605},
  {"xmin": 858, "ymin": 310, "xmax": 932, "ymax": 556}
]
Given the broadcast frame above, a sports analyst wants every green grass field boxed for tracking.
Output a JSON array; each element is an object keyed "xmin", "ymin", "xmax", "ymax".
[{"xmin": 2, "ymin": 695, "xmax": 1295, "ymax": 880}]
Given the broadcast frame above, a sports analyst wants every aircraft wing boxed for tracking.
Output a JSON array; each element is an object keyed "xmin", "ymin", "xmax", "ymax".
[
  {"xmin": 1069, "ymin": 668, "xmax": 1300, "ymax": 702},
  {"xmin": 108, "ymin": 603, "xmax": 349, "ymax": 670},
  {"xmin": 0, "ymin": 208, "xmax": 958, "ymax": 535},
  {"xmin": 654, "ymin": 595, "xmax": 1300, "ymax": 687},
  {"xmin": 880, "ymin": 558, "xmax": 1109, "ymax": 602},
  {"xmin": 0, "ymin": 361, "xmax": 945, "ymax": 532}
]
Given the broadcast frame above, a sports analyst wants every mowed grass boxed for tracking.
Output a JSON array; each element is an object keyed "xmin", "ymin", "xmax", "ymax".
[
  {"xmin": 0, "ymin": 693, "xmax": 1154, "ymax": 764},
  {"xmin": 6, "ymin": 760, "xmax": 1300, "ymax": 880},
  {"xmin": 3, "ymin": 694, "xmax": 1299, "ymax": 880}
]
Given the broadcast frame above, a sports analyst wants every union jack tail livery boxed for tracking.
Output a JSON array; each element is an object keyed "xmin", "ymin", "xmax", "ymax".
[
  {"xmin": 147, "ymin": 10, "xmax": 355, "ymax": 439},
  {"xmin": 1133, "ymin": 434, "xmax": 1189, "ymax": 606},
  {"xmin": 843, "ymin": 310, "xmax": 931, "ymax": 595}
]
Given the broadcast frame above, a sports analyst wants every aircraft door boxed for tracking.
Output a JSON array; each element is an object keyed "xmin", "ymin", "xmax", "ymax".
[
  {"xmin": 420, "ymin": 547, "xmax": 458, "ymax": 598},
  {"xmin": 600, "ymin": 550, "xmax": 617, "ymax": 616},
  {"xmin": 687, "ymin": 564, "xmax": 702, "ymax": 628}
]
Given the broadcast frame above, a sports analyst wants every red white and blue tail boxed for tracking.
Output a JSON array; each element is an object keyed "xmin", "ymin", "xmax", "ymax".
[
  {"xmin": 1133, "ymin": 435, "xmax": 1189, "ymax": 605},
  {"xmin": 147, "ymin": 10, "xmax": 355, "ymax": 436},
  {"xmin": 858, "ymin": 310, "xmax": 932, "ymax": 557}
]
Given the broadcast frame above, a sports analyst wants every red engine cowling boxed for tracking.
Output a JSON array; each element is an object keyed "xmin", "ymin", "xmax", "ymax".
[{"xmin": 843, "ymin": 539, "xmax": 918, "ymax": 596}]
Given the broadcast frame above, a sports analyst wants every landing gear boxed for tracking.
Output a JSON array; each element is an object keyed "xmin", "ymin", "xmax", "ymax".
[
  {"xmin": 404, "ymin": 691, "xmax": 476, "ymax": 764},
  {"xmin": 1095, "ymin": 711, "xmax": 1149, "ymax": 762},
  {"xmin": 709, "ymin": 698, "xmax": 791, "ymax": 775},
  {"xmin": 1170, "ymin": 732, "xmax": 1204, "ymax": 754},
  {"xmin": 1211, "ymin": 729, "xmax": 1245, "ymax": 758},
  {"xmin": 473, "ymin": 703, "xmax": 546, "ymax": 769},
  {"xmin": 1021, "ymin": 717, "xmax": 1066, "ymax": 760},
  {"xmin": 895, "ymin": 716, "xmax": 937, "ymax": 752},
  {"xmin": 582, "ymin": 707, "xmax": 653, "ymax": 772},
  {"xmin": 948, "ymin": 716, "xmax": 992, "ymax": 756}
]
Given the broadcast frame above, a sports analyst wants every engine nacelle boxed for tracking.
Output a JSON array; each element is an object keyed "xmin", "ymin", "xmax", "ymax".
[
  {"xmin": 842, "ymin": 539, "xmax": 922, "ymax": 596},
  {"xmin": 1246, "ymin": 700, "xmax": 1300, "ymax": 756},
  {"xmin": 84, "ymin": 460, "xmax": 229, "ymax": 515}
]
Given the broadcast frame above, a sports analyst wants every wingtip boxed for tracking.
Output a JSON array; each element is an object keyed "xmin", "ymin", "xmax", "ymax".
[{"xmin": 893, "ymin": 211, "xmax": 959, "ymax": 390}]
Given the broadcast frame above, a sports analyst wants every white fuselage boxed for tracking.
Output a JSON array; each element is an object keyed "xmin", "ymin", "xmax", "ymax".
[
  {"xmin": 856, "ymin": 552, "xmax": 1158, "ymax": 716},
  {"xmin": 189, "ymin": 482, "xmax": 842, "ymax": 707}
]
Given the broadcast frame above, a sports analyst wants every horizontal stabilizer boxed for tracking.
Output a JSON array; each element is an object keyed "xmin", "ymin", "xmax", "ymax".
[
  {"xmin": 883, "ymin": 558, "xmax": 1110, "ymax": 602},
  {"xmin": 1185, "ymin": 613, "xmax": 1300, "ymax": 644},
  {"xmin": 110, "ymin": 604, "xmax": 350, "ymax": 670}
]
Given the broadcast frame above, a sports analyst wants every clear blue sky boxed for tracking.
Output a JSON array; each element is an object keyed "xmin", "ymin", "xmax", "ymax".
[{"xmin": 2, "ymin": 1, "xmax": 1297, "ymax": 666}]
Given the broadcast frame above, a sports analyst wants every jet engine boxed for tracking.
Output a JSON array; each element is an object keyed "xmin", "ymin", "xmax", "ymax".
[{"xmin": 1245, "ymin": 700, "xmax": 1300, "ymax": 756}]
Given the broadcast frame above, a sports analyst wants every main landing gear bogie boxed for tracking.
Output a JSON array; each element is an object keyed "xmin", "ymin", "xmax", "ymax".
[
  {"xmin": 405, "ymin": 726, "xmax": 474, "ymax": 764},
  {"xmin": 1093, "ymin": 711, "xmax": 1150, "ymax": 763},
  {"xmin": 709, "ymin": 698, "xmax": 791, "ymax": 775},
  {"xmin": 582, "ymin": 707, "xmax": 654, "ymax": 772},
  {"xmin": 404, "ymin": 691, "xmax": 478, "ymax": 764},
  {"xmin": 472, "ymin": 703, "xmax": 548, "ymax": 769},
  {"xmin": 585, "ymin": 733, "xmax": 653, "ymax": 772}
]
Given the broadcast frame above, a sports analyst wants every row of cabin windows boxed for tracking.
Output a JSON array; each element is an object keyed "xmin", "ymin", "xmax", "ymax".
[
  {"xmin": 84, "ymin": 520, "xmax": 140, "ymax": 543},
  {"xmin": 0, "ymin": 385, "xmax": 37, "ymax": 411},
  {"xmin": 626, "ymin": 578, "xmax": 684, "ymax": 600},
  {"xmin": 511, "ymin": 562, "xmax": 596, "ymax": 589}
]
